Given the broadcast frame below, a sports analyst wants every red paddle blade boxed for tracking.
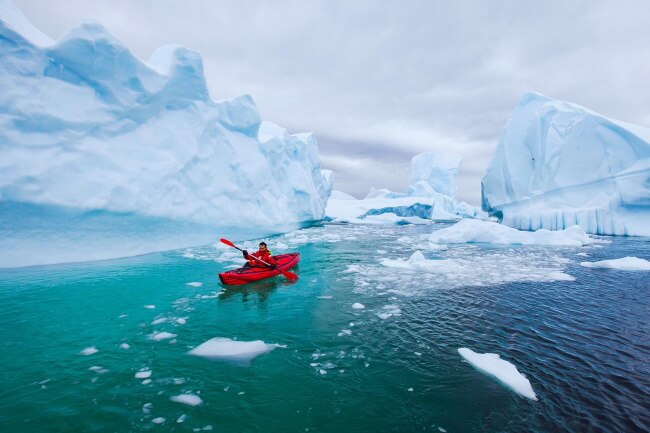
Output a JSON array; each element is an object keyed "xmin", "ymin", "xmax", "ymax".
[
  {"xmin": 280, "ymin": 269, "xmax": 298, "ymax": 281},
  {"xmin": 219, "ymin": 238, "xmax": 236, "ymax": 248}
]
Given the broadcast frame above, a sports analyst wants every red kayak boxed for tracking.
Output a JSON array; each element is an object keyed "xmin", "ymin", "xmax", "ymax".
[{"xmin": 219, "ymin": 253, "xmax": 300, "ymax": 285}]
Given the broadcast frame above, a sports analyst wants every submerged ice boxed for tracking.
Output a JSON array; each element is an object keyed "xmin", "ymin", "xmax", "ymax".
[
  {"xmin": 0, "ymin": 3, "xmax": 331, "ymax": 268},
  {"xmin": 481, "ymin": 93, "xmax": 650, "ymax": 236}
]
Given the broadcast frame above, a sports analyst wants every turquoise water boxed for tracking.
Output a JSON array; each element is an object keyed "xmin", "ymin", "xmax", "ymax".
[{"xmin": 0, "ymin": 223, "xmax": 648, "ymax": 432}]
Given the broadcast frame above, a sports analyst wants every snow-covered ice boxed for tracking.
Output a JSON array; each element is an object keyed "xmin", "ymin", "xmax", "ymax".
[
  {"xmin": 580, "ymin": 256, "xmax": 650, "ymax": 271},
  {"xmin": 170, "ymin": 394, "xmax": 203, "ymax": 406},
  {"xmin": 0, "ymin": 4, "xmax": 332, "ymax": 268},
  {"xmin": 481, "ymin": 92, "xmax": 650, "ymax": 237},
  {"xmin": 429, "ymin": 219, "xmax": 595, "ymax": 246},
  {"xmin": 119, "ymin": 343, "xmax": 130, "ymax": 350},
  {"xmin": 352, "ymin": 303, "xmax": 365, "ymax": 309},
  {"xmin": 458, "ymin": 348, "xmax": 537, "ymax": 400},
  {"xmin": 188, "ymin": 337, "xmax": 281, "ymax": 364}
]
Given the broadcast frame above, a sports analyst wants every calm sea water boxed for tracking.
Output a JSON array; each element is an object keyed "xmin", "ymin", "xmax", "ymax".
[{"xmin": 0, "ymin": 223, "xmax": 648, "ymax": 432}]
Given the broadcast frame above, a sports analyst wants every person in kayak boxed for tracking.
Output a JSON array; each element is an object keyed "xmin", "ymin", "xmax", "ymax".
[{"xmin": 242, "ymin": 242, "xmax": 277, "ymax": 268}]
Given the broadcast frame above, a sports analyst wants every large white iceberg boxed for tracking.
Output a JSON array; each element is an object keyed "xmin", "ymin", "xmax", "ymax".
[
  {"xmin": 481, "ymin": 92, "xmax": 650, "ymax": 236},
  {"xmin": 327, "ymin": 151, "xmax": 485, "ymax": 223},
  {"xmin": 0, "ymin": 2, "xmax": 331, "ymax": 268}
]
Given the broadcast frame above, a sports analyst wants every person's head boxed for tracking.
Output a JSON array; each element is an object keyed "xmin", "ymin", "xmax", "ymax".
[{"xmin": 259, "ymin": 242, "xmax": 267, "ymax": 251}]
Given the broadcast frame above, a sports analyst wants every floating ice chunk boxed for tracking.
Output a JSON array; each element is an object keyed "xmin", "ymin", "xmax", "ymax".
[
  {"xmin": 458, "ymin": 348, "xmax": 537, "ymax": 400},
  {"xmin": 152, "ymin": 417, "xmax": 166, "ymax": 424},
  {"xmin": 186, "ymin": 282, "xmax": 203, "ymax": 287},
  {"xmin": 381, "ymin": 250, "xmax": 464, "ymax": 273},
  {"xmin": 580, "ymin": 256, "xmax": 650, "ymax": 271},
  {"xmin": 135, "ymin": 370, "xmax": 152, "ymax": 379},
  {"xmin": 188, "ymin": 337, "xmax": 281, "ymax": 365},
  {"xmin": 118, "ymin": 314, "xmax": 128, "ymax": 318},
  {"xmin": 142, "ymin": 379, "xmax": 152, "ymax": 385},
  {"xmin": 176, "ymin": 318, "xmax": 187, "ymax": 325},
  {"xmin": 144, "ymin": 305, "xmax": 156, "ymax": 309},
  {"xmin": 352, "ymin": 303, "xmax": 365, "ymax": 309},
  {"xmin": 80, "ymin": 347, "xmax": 98, "ymax": 356},
  {"xmin": 170, "ymin": 394, "xmax": 203, "ymax": 406},
  {"xmin": 576, "ymin": 252, "xmax": 589, "ymax": 257},
  {"xmin": 151, "ymin": 318, "xmax": 167, "ymax": 325},
  {"xmin": 88, "ymin": 366, "xmax": 108, "ymax": 374},
  {"xmin": 177, "ymin": 414, "xmax": 187, "ymax": 423},
  {"xmin": 317, "ymin": 296, "xmax": 333, "ymax": 299},
  {"xmin": 337, "ymin": 330, "xmax": 352, "ymax": 337},
  {"xmin": 430, "ymin": 219, "xmax": 594, "ymax": 246},
  {"xmin": 408, "ymin": 387, "xmax": 413, "ymax": 392},
  {"xmin": 319, "ymin": 369, "xmax": 327, "ymax": 375},
  {"xmin": 438, "ymin": 428, "xmax": 447, "ymax": 433},
  {"xmin": 119, "ymin": 343, "xmax": 130, "ymax": 350},
  {"xmin": 150, "ymin": 332, "xmax": 177, "ymax": 341}
]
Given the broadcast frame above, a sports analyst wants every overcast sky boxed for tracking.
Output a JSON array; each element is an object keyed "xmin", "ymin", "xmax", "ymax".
[{"xmin": 15, "ymin": 0, "xmax": 650, "ymax": 204}]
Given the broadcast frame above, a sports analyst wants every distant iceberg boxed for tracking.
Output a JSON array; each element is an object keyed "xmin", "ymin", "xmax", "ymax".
[
  {"xmin": 327, "ymin": 151, "xmax": 485, "ymax": 223},
  {"xmin": 481, "ymin": 93, "xmax": 650, "ymax": 236},
  {"xmin": 0, "ymin": 2, "xmax": 331, "ymax": 267}
]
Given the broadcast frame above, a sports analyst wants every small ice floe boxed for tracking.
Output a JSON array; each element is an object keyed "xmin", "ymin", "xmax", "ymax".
[
  {"xmin": 188, "ymin": 337, "xmax": 282, "ymax": 365},
  {"xmin": 429, "ymin": 219, "xmax": 595, "ymax": 246},
  {"xmin": 150, "ymin": 332, "xmax": 177, "ymax": 341},
  {"xmin": 135, "ymin": 370, "xmax": 152, "ymax": 379},
  {"xmin": 152, "ymin": 417, "xmax": 165, "ymax": 424},
  {"xmin": 170, "ymin": 394, "xmax": 203, "ymax": 406},
  {"xmin": 458, "ymin": 348, "xmax": 537, "ymax": 400},
  {"xmin": 119, "ymin": 343, "xmax": 130, "ymax": 350},
  {"xmin": 352, "ymin": 303, "xmax": 365, "ymax": 309},
  {"xmin": 144, "ymin": 305, "xmax": 156, "ymax": 309},
  {"xmin": 580, "ymin": 256, "xmax": 650, "ymax": 271},
  {"xmin": 414, "ymin": 352, "xmax": 422, "ymax": 356},
  {"xmin": 377, "ymin": 305, "xmax": 402, "ymax": 320},
  {"xmin": 317, "ymin": 296, "xmax": 333, "ymax": 300},
  {"xmin": 576, "ymin": 252, "xmax": 588, "ymax": 257},
  {"xmin": 176, "ymin": 414, "xmax": 187, "ymax": 423},
  {"xmin": 407, "ymin": 387, "xmax": 413, "ymax": 392},
  {"xmin": 88, "ymin": 366, "xmax": 109, "ymax": 374},
  {"xmin": 186, "ymin": 282, "xmax": 203, "ymax": 287},
  {"xmin": 438, "ymin": 427, "xmax": 447, "ymax": 433},
  {"xmin": 238, "ymin": 391, "xmax": 245, "ymax": 395},
  {"xmin": 118, "ymin": 314, "xmax": 128, "ymax": 318},
  {"xmin": 176, "ymin": 318, "xmax": 187, "ymax": 325},
  {"xmin": 319, "ymin": 369, "xmax": 327, "ymax": 375},
  {"xmin": 80, "ymin": 347, "xmax": 98, "ymax": 356},
  {"xmin": 151, "ymin": 318, "xmax": 167, "ymax": 325},
  {"xmin": 142, "ymin": 379, "xmax": 152, "ymax": 385},
  {"xmin": 337, "ymin": 329, "xmax": 352, "ymax": 337}
]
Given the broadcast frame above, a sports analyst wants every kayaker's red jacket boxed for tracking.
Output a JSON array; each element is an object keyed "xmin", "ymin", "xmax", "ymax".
[{"xmin": 245, "ymin": 249, "xmax": 276, "ymax": 267}]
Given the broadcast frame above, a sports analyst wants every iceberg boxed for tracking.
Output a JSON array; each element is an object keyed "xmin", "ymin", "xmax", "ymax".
[
  {"xmin": 0, "ymin": 2, "xmax": 331, "ymax": 268},
  {"xmin": 327, "ymin": 151, "xmax": 485, "ymax": 223},
  {"xmin": 481, "ymin": 93, "xmax": 650, "ymax": 236}
]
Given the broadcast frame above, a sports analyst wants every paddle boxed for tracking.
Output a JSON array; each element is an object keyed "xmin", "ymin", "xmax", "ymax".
[{"xmin": 219, "ymin": 238, "xmax": 298, "ymax": 281}]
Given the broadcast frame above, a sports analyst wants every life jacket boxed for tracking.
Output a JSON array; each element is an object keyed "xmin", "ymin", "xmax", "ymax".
[{"xmin": 247, "ymin": 249, "xmax": 276, "ymax": 267}]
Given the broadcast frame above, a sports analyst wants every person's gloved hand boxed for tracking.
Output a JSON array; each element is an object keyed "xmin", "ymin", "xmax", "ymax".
[{"xmin": 242, "ymin": 250, "xmax": 249, "ymax": 258}]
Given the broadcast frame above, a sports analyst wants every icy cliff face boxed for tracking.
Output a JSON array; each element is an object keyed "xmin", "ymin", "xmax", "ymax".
[
  {"xmin": 481, "ymin": 93, "xmax": 650, "ymax": 236},
  {"xmin": 0, "ymin": 2, "xmax": 331, "ymax": 267}
]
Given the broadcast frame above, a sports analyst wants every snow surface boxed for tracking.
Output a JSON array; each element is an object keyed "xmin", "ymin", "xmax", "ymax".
[
  {"xmin": 580, "ymin": 256, "xmax": 650, "ymax": 271},
  {"xmin": 481, "ymin": 92, "xmax": 650, "ymax": 236},
  {"xmin": 0, "ymin": 4, "xmax": 331, "ymax": 268},
  {"xmin": 458, "ymin": 348, "xmax": 537, "ymax": 400},
  {"xmin": 188, "ymin": 337, "xmax": 281, "ymax": 364},
  {"xmin": 428, "ymin": 219, "xmax": 595, "ymax": 246}
]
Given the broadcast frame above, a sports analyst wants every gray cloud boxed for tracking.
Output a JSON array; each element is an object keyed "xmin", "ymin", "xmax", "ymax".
[{"xmin": 14, "ymin": 0, "xmax": 650, "ymax": 205}]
